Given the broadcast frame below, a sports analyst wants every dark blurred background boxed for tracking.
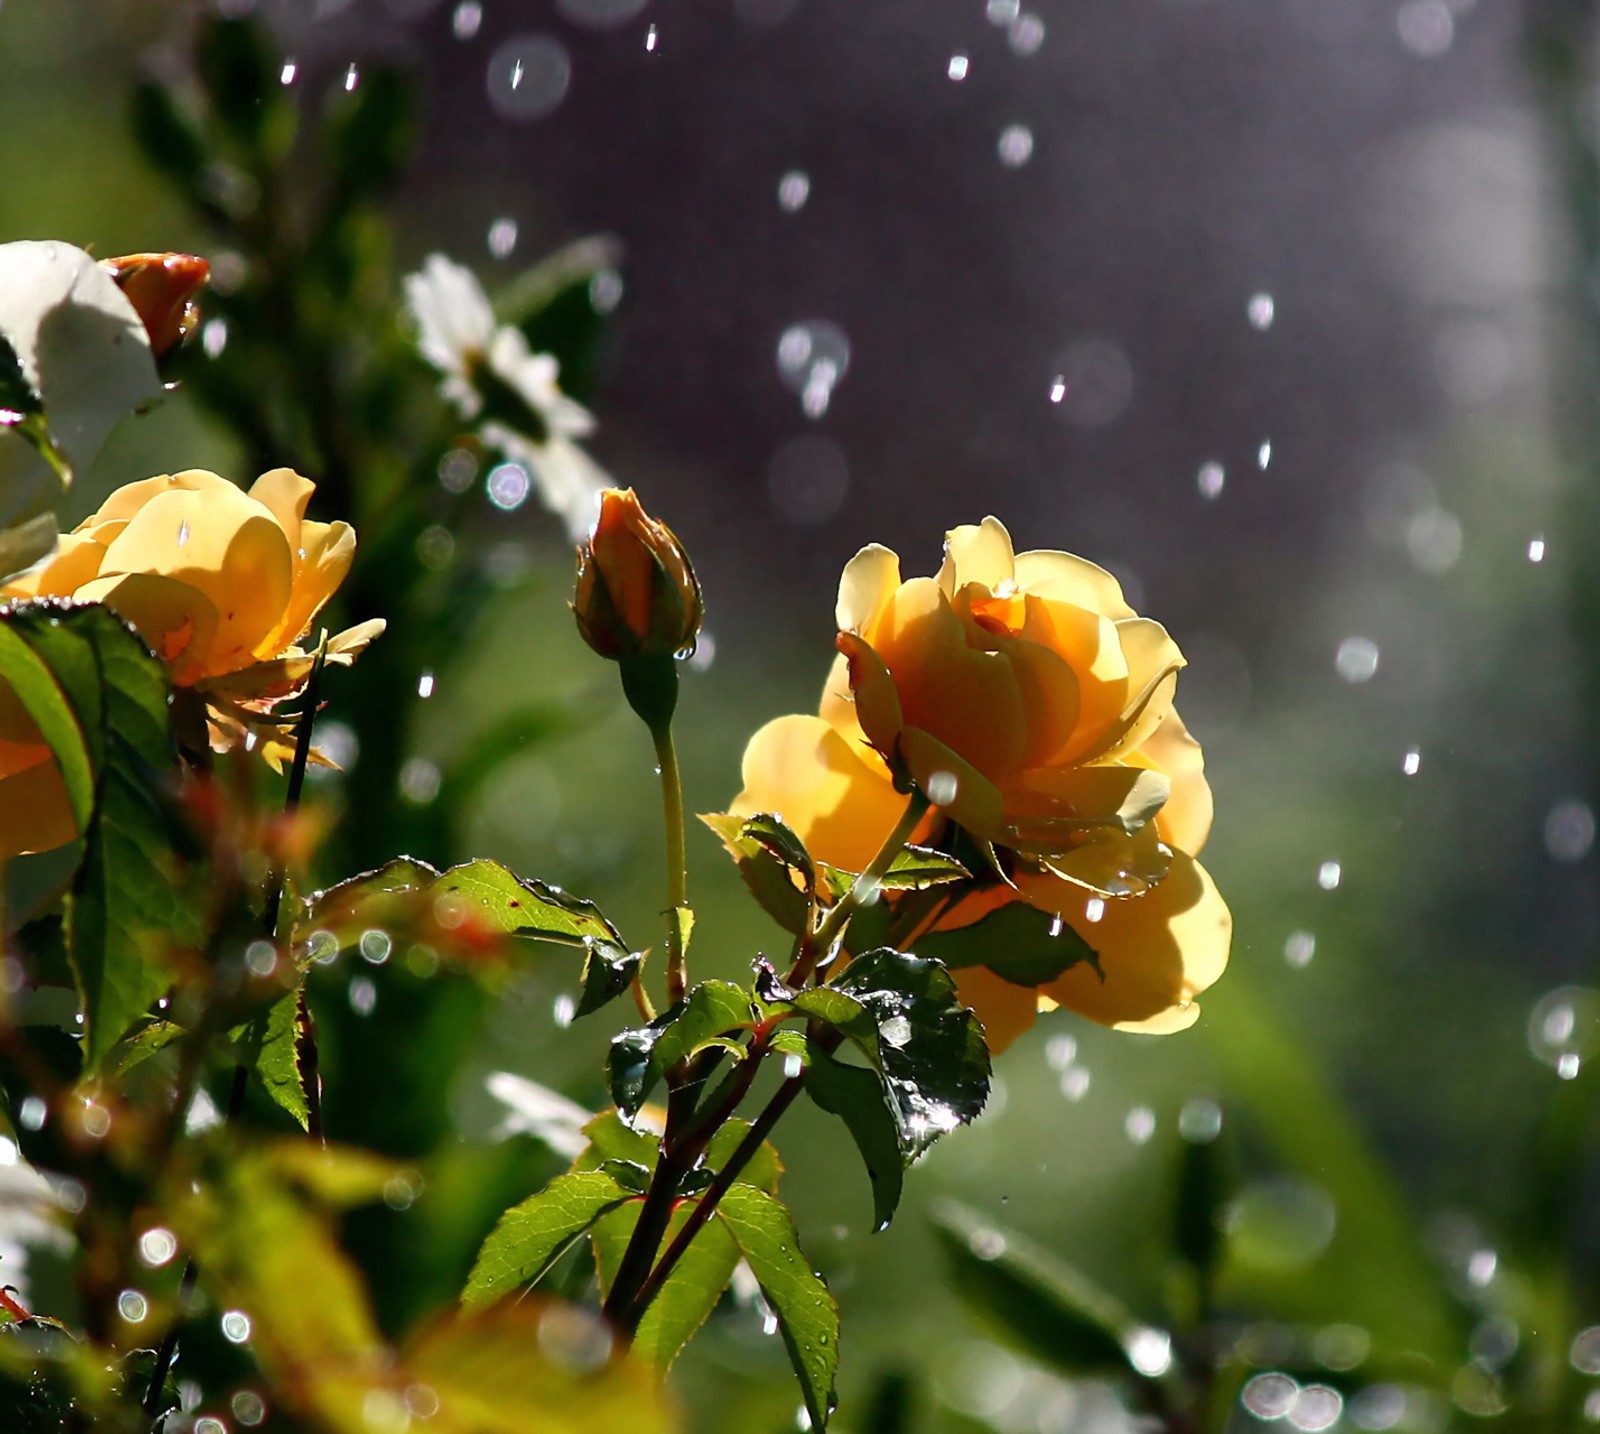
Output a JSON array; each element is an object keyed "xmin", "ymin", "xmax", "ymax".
[{"xmin": 10, "ymin": 0, "xmax": 1600, "ymax": 1428}]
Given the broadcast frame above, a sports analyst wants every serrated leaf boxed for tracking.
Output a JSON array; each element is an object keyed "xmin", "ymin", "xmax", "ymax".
[
  {"xmin": 573, "ymin": 1110, "xmax": 660, "ymax": 1171},
  {"xmin": 101, "ymin": 1017, "xmax": 184, "ymax": 1080},
  {"xmin": 804, "ymin": 1046, "xmax": 904, "ymax": 1230},
  {"xmin": 830, "ymin": 949, "xmax": 991, "ymax": 1157},
  {"xmin": 608, "ymin": 981, "xmax": 754, "ymax": 1115},
  {"xmin": 599, "ymin": 1159, "xmax": 653, "ymax": 1194},
  {"xmin": 914, "ymin": 898, "xmax": 1099, "ymax": 986},
  {"xmin": 250, "ymin": 986, "xmax": 311, "ymax": 1130},
  {"xmin": 592, "ymin": 1197, "xmax": 739, "ymax": 1371},
  {"xmin": 930, "ymin": 1201, "xmax": 1156, "ymax": 1379},
  {"xmin": 715, "ymin": 1184, "xmax": 839, "ymax": 1429},
  {"xmin": 700, "ymin": 811, "xmax": 813, "ymax": 935},
  {"xmin": 464, "ymin": 1171, "xmax": 635, "ymax": 1310},
  {"xmin": 576, "ymin": 940, "xmax": 642, "ymax": 1019},
  {"xmin": 818, "ymin": 843, "xmax": 971, "ymax": 898}
]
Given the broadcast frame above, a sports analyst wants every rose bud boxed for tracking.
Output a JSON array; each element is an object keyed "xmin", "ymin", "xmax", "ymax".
[
  {"xmin": 573, "ymin": 488, "xmax": 702, "ymax": 663},
  {"xmin": 101, "ymin": 252, "xmax": 210, "ymax": 359}
]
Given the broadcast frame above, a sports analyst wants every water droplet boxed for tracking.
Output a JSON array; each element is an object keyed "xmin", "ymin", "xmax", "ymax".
[
  {"xmin": 118, "ymin": 1289, "xmax": 149, "ymax": 1323},
  {"xmin": 1044, "ymin": 1034, "xmax": 1076, "ymax": 1070},
  {"xmin": 776, "ymin": 320, "xmax": 851, "ymax": 418},
  {"xmin": 1528, "ymin": 534, "xmax": 1547, "ymax": 562},
  {"xmin": 487, "ymin": 217, "xmax": 519, "ymax": 258},
  {"xmin": 768, "ymin": 434, "xmax": 849, "ymax": 525},
  {"xmin": 1178, "ymin": 1097, "xmax": 1223, "ymax": 1143},
  {"xmin": 1348, "ymin": 1384, "xmax": 1406, "ymax": 1431},
  {"xmin": 947, "ymin": 53, "xmax": 969, "ymax": 80},
  {"xmin": 1559, "ymin": 1052, "xmax": 1581, "ymax": 1079},
  {"xmin": 400, "ymin": 757, "xmax": 442, "ymax": 804},
  {"xmin": 1335, "ymin": 635, "xmax": 1380, "ymax": 683},
  {"xmin": 343, "ymin": 63, "xmax": 360, "ymax": 92},
  {"xmin": 997, "ymin": 123, "xmax": 1034, "ymax": 167},
  {"xmin": 1291, "ymin": 1383, "xmax": 1344, "ymax": 1431},
  {"xmin": 201, "ymin": 316, "xmax": 229, "ymax": 358},
  {"xmin": 1407, "ymin": 506, "xmax": 1462, "ymax": 572},
  {"xmin": 1059, "ymin": 1066, "xmax": 1090, "ymax": 1100},
  {"xmin": 968, "ymin": 1227, "xmax": 1006, "ymax": 1259},
  {"xmin": 1124, "ymin": 1106, "xmax": 1156, "ymax": 1144},
  {"xmin": 591, "ymin": 268, "xmax": 624, "ymax": 312},
  {"xmin": 417, "ymin": 670, "xmax": 436, "ymax": 699},
  {"xmin": 1084, "ymin": 897, "xmax": 1105, "ymax": 924},
  {"xmin": 359, "ymin": 929, "xmax": 393, "ymax": 965},
  {"xmin": 925, "ymin": 769, "xmax": 959, "ymax": 806},
  {"xmin": 221, "ymin": 1309, "xmax": 253, "ymax": 1344},
  {"xmin": 1570, "ymin": 1326, "xmax": 1600, "ymax": 1374},
  {"xmin": 985, "ymin": 0, "xmax": 1020, "ymax": 23},
  {"xmin": 279, "ymin": 59, "xmax": 298, "ymax": 85},
  {"xmin": 453, "ymin": 0, "xmax": 484, "ymax": 38},
  {"xmin": 231, "ymin": 1390, "xmax": 268, "ymax": 1427},
  {"xmin": 176, "ymin": 518, "xmax": 191, "ymax": 547},
  {"xmin": 1317, "ymin": 861, "xmax": 1342, "ymax": 891},
  {"xmin": 777, "ymin": 169, "xmax": 810, "ymax": 211},
  {"xmin": 1197, "ymin": 461, "xmax": 1225, "ymax": 500},
  {"xmin": 1258, "ymin": 439, "xmax": 1273, "ymax": 469},
  {"xmin": 487, "ymin": 461, "xmax": 532, "ymax": 510},
  {"xmin": 1126, "ymin": 1326, "xmax": 1171, "ymax": 1376},
  {"xmin": 881, "ymin": 1015, "xmax": 912, "ymax": 1048},
  {"xmin": 1049, "ymin": 339, "xmax": 1133, "ymax": 426},
  {"xmin": 1047, "ymin": 913, "xmax": 1063, "ymax": 937},
  {"xmin": 349, "ymin": 976, "xmax": 377, "ymax": 1016},
  {"xmin": 688, "ymin": 631, "xmax": 717, "ymax": 671},
  {"xmin": 193, "ymin": 1419, "xmax": 226, "ymax": 1434},
  {"xmin": 244, "ymin": 939, "xmax": 278, "ymax": 977},
  {"xmin": 486, "ymin": 36, "xmax": 572, "ymax": 121},
  {"xmin": 1048, "ymin": 374, "xmax": 1066, "ymax": 403},
  {"xmin": 556, "ymin": 0, "xmax": 649, "ymax": 27},
  {"xmin": 19, "ymin": 1096, "xmax": 46, "ymax": 1131},
  {"xmin": 1243, "ymin": 1373, "xmax": 1299, "ymax": 1419},
  {"xmin": 644, "ymin": 23, "xmax": 658, "ymax": 50},
  {"xmin": 1008, "ymin": 13, "xmax": 1045, "ymax": 55},
  {"xmin": 553, "ymin": 993, "xmax": 577, "ymax": 1027},
  {"xmin": 1529, "ymin": 986, "xmax": 1600, "ymax": 1071},
  {"xmin": 783, "ymin": 1053, "xmax": 803, "ymax": 1079},
  {"xmin": 1402, "ymin": 748, "xmax": 1421, "ymax": 776},
  {"xmin": 315, "ymin": 720, "xmax": 359, "ymax": 771},
  {"xmin": 1545, "ymin": 799, "xmax": 1595, "ymax": 862},
  {"xmin": 1466, "ymin": 1248, "xmax": 1498, "ymax": 1287},
  {"xmin": 139, "ymin": 1227, "xmax": 179, "ymax": 1267},
  {"xmin": 1397, "ymin": 0, "xmax": 1453, "ymax": 57},
  {"xmin": 1247, "ymin": 292, "xmax": 1276, "ymax": 330}
]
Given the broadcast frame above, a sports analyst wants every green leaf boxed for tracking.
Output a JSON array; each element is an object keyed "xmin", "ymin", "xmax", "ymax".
[
  {"xmin": 592, "ymin": 1197, "xmax": 739, "ymax": 1371},
  {"xmin": 811, "ymin": 949, "xmax": 991, "ymax": 1157},
  {"xmin": 804, "ymin": 1045, "xmax": 904, "ymax": 1231},
  {"xmin": 818, "ymin": 843, "xmax": 971, "ymax": 898},
  {"xmin": 575, "ymin": 939, "xmax": 644, "ymax": 1019},
  {"xmin": 250, "ymin": 986, "xmax": 312, "ymax": 1131},
  {"xmin": 464, "ymin": 1170, "xmax": 635, "ymax": 1310},
  {"xmin": 573, "ymin": 1110, "xmax": 660, "ymax": 1171},
  {"xmin": 915, "ymin": 899, "xmax": 1100, "ymax": 986},
  {"xmin": 608, "ymin": 980, "xmax": 754, "ymax": 1115},
  {"xmin": 102, "ymin": 1018, "xmax": 183, "ymax": 1080},
  {"xmin": 700, "ymin": 811, "xmax": 813, "ymax": 935},
  {"xmin": 930, "ymin": 1201, "xmax": 1156, "ymax": 1379},
  {"xmin": 0, "ymin": 618, "xmax": 93, "ymax": 832},
  {"xmin": 706, "ymin": 1118, "xmax": 783, "ymax": 1195},
  {"xmin": 715, "ymin": 1184, "xmax": 839, "ymax": 1429}
]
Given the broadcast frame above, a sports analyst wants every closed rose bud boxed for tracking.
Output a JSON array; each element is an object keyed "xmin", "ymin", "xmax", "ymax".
[
  {"xmin": 573, "ymin": 488, "xmax": 702, "ymax": 663},
  {"xmin": 101, "ymin": 252, "xmax": 209, "ymax": 359}
]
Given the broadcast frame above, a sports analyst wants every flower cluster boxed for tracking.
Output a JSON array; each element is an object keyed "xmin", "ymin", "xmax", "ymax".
[
  {"xmin": 404, "ymin": 254, "xmax": 609, "ymax": 542},
  {"xmin": 0, "ymin": 467, "xmax": 381, "ymax": 856},
  {"xmin": 732, "ymin": 517, "xmax": 1230, "ymax": 1050}
]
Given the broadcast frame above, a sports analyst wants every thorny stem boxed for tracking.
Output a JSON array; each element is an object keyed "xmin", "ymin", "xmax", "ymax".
[
  {"xmin": 143, "ymin": 648, "xmax": 327, "ymax": 1421},
  {"xmin": 653, "ymin": 724, "xmax": 690, "ymax": 1006},
  {"xmin": 789, "ymin": 789, "xmax": 930, "ymax": 988}
]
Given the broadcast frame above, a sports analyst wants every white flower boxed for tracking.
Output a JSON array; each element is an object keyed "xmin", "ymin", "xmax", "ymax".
[{"xmin": 403, "ymin": 253, "xmax": 606, "ymax": 539}]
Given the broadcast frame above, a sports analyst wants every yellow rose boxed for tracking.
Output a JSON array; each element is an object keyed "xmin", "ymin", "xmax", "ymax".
[
  {"xmin": 0, "ymin": 468, "xmax": 382, "ymax": 857},
  {"xmin": 731, "ymin": 516, "xmax": 1229, "ymax": 1050}
]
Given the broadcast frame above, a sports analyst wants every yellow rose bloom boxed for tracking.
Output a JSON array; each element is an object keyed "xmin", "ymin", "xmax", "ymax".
[
  {"xmin": 0, "ymin": 468, "xmax": 381, "ymax": 858},
  {"xmin": 732, "ymin": 517, "xmax": 1230, "ymax": 1051}
]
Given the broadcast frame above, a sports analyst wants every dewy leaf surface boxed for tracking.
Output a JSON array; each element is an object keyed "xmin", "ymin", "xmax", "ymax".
[
  {"xmin": 608, "ymin": 980, "xmax": 754, "ymax": 1115},
  {"xmin": 700, "ymin": 810, "xmax": 813, "ymax": 935},
  {"xmin": 715, "ymin": 1184, "xmax": 839, "ymax": 1429},
  {"xmin": 803, "ymin": 1044, "xmax": 904, "ymax": 1230},
  {"xmin": 464, "ymin": 1170, "xmax": 635, "ymax": 1310}
]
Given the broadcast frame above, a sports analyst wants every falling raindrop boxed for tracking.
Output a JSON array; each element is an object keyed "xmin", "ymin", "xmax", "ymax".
[
  {"xmin": 1544, "ymin": 799, "xmax": 1595, "ymax": 862},
  {"xmin": 777, "ymin": 170, "xmax": 810, "ymax": 211},
  {"xmin": 453, "ymin": 1, "xmax": 483, "ymax": 38},
  {"xmin": 1243, "ymin": 1374, "xmax": 1300, "ymax": 1419},
  {"xmin": 1397, "ymin": 0, "xmax": 1454, "ymax": 57},
  {"xmin": 1124, "ymin": 1107, "xmax": 1156, "ymax": 1144},
  {"xmin": 1083, "ymin": 897, "xmax": 1105, "ymax": 923},
  {"xmin": 139, "ymin": 1228, "xmax": 178, "ymax": 1267},
  {"xmin": 417, "ymin": 671, "xmax": 436, "ymax": 699},
  {"xmin": 776, "ymin": 320, "xmax": 851, "ymax": 418},
  {"xmin": 644, "ymin": 24, "xmax": 658, "ymax": 50},
  {"xmin": 487, "ymin": 217, "xmax": 519, "ymax": 258},
  {"xmin": 1528, "ymin": 986, "xmax": 1600, "ymax": 1072},
  {"xmin": 1197, "ymin": 461, "xmax": 1225, "ymax": 500},
  {"xmin": 279, "ymin": 59, "xmax": 298, "ymax": 85},
  {"xmin": 925, "ymin": 770, "xmax": 959, "ymax": 806},
  {"xmin": 1044, "ymin": 1034, "xmax": 1076, "ymax": 1070},
  {"xmin": 343, "ymin": 63, "xmax": 359, "ymax": 92},
  {"xmin": 1257, "ymin": 439, "xmax": 1273, "ymax": 469},
  {"xmin": 1291, "ymin": 1384, "xmax": 1345, "ymax": 1431},
  {"xmin": 1178, "ymin": 1098, "xmax": 1223, "ymax": 1143},
  {"xmin": 1335, "ymin": 636, "xmax": 1380, "ymax": 683},
  {"xmin": 985, "ymin": 0, "xmax": 1020, "ymax": 23},
  {"xmin": 1528, "ymin": 534, "xmax": 1546, "ymax": 562},
  {"xmin": 232, "ymin": 1391, "xmax": 268, "ymax": 1427},
  {"xmin": 1049, "ymin": 339, "xmax": 1134, "ymax": 426},
  {"xmin": 487, "ymin": 461, "xmax": 532, "ymax": 510},
  {"xmin": 19, "ymin": 1096, "xmax": 45, "ymax": 1131},
  {"xmin": 118, "ymin": 1290, "xmax": 149, "ymax": 1323},
  {"xmin": 1317, "ymin": 861, "xmax": 1342, "ymax": 891},
  {"xmin": 221, "ymin": 1309, "xmax": 253, "ymax": 1344},
  {"xmin": 359, "ymin": 930, "xmax": 393, "ymax": 965},
  {"xmin": 1059, "ymin": 1066, "xmax": 1090, "ymax": 1100},
  {"xmin": 553, "ymin": 994, "xmax": 577, "ymax": 1027},
  {"xmin": 244, "ymin": 940, "xmax": 278, "ymax": 977},
  {"xmin": 201, "ymin": 317, "xmax": 229, "ymax": 358},
  {"xmin": 1402, "ymin": 748, "xmax": 1422, "ymax": 776},
  {"xmin": 947, "ymin": 53, "xmax": 970, "ymax": 80},
  {"xmin": 997, "ymin": 123, "xmax": 1034, "ymax": 167},
  {"xmin": 1126, "ymin": 1327, "xmax": 1171, "ymax": 1376},
  {"xmin": 400, "ymin": 757, "xmax": 442, "ymax": 804},
  {"xmin": 486, "ymin": 36, "xmax": 572, "ymax": 121},
  {"xmin": 1008, "ymin": 13, "xmax": 1045, "ymax": 54},
  {"xmin": 1247, "ymin": 292, "xmax": 1276, "ymax": 330},
  {"xmin": 1048, "ymin": 374, "xmax": 1066, "ymax": 403},
  {"xmin": 349, "ymin": 976, "xmax": 378, "ymax": 1016}
]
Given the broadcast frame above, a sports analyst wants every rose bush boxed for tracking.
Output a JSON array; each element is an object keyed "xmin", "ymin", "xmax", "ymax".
[
  {"xmin": 732, "ymin": 516, "xmax": 1230, "ymax": 1049},
  {"xmin": 0, "ymin": 467, "xmax": 380, "ymax": 858}
]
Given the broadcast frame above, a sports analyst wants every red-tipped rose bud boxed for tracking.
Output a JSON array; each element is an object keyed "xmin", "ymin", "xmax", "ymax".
[
  {"xmin": 101, "ymin": 252, "xmax": 210, "ymax": 359},
  {"xmin": 574, "ymin": 488, "xmax": 702, "ymax": 663}
]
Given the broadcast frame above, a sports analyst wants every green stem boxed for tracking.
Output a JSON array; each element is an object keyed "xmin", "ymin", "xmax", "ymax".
[
  {"xmin": 653, "ymin": 724, "xmax": 690, "ymax": 1006},
  {"xmin": 790, "ymin": 789, "xmax": 930, "ymax": 987}
]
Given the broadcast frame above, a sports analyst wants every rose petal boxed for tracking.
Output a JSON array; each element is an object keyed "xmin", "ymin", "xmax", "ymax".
[
  {"xmin": 1013, "ymin": 547, "xmax": 1137, "ymax": 620},
  {"xmin": 900, "ymin": 726, "xmax": 1005, "ymax": 839},
  {"xmin": 247, "ymin": 467, "xmax": 315, "ymax": 546},
  {"xmin": 952, "ymin": 964, "xmax": 1040, "ymax": 1055},
  {"xmin": 834, "ymin": 631, "xmax": 905, "ymax": 760},
  {"xmin": 0, "ymin": 529, "xmax": 116, "ymax": 598},
  {"xmin": 936, "ymin": 516, "xmax": 1016, "ymax": 594},
  {"xmin": 0, "ymin": 752, "xmax": 77, "ymax": 859},
  {"xmin": 260, "ymin": 520, "xmax": 356, "ymax": 657},
  {"xmin": 730, "ymin": 713, "xmax": 909, "ymax": 874},
  {"xmin": 83, "ymin": 469, "xmax": 237, "ymax": 527},
  {"xmin": 75, "ymin": 571, "xmax": 221, "ymax": 686},
  {"xmin": 836, "ymin": 543, "xmax": 902, "ymax": 635},
  {"xmin": 1130, "ymin": 705, "xmax": 1212, "ymax": 856}
]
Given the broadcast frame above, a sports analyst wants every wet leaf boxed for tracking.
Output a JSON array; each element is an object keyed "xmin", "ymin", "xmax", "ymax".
[
  {"xmin": 608, "ymin": 981, "xmax": 754, "ymax": 1115},
  {"xmin": 700, "ymin": 811, "xmax": 813, "ymax": 935},
  {"xmin": 820, "ymin": 949, "xmax": 991, "ymax": 1157},
  {"xmin": 931, "ymin": 1202, "xmax": 1153, "ymax": 1379},
  {"xmin": 803, "ymin": 1044, "xmax": 904, "ymax": 1230},
  {"xmin": 247, "ymin": 985, "xmax": 311, "ymax": 1130},
  {"xmin": 573, "ymin": 1110, "xmax": 660, "ymax": 1171},
  {"xmin": 464, "ymin": 1170, "xmax": 636, "ymax": 1310},
  {"xmin": 592, "ymin": 1197, "xmax": 739, "ymax": 1370},
  {"xmin": 915, "ymin": 899, "xmax": 1099, "ymax": 986},
  {"xmin": 818, "ymin": 844, "xmax": 971, "ymax": 897},
  {"xmin": 714, "ymin": 1184, "xmax": 839, "ymax": 1429},
  {"xmin": 102, "ymin": 1018, "xmax": 183, "ymax": 1081},
  {"xmin": 576, "ymin": 940, "xmax": 643, "ymax": 1019},
  {"xmin": 705, "ymin": 1118, "xmax": 784, "ymax": 1195}
]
